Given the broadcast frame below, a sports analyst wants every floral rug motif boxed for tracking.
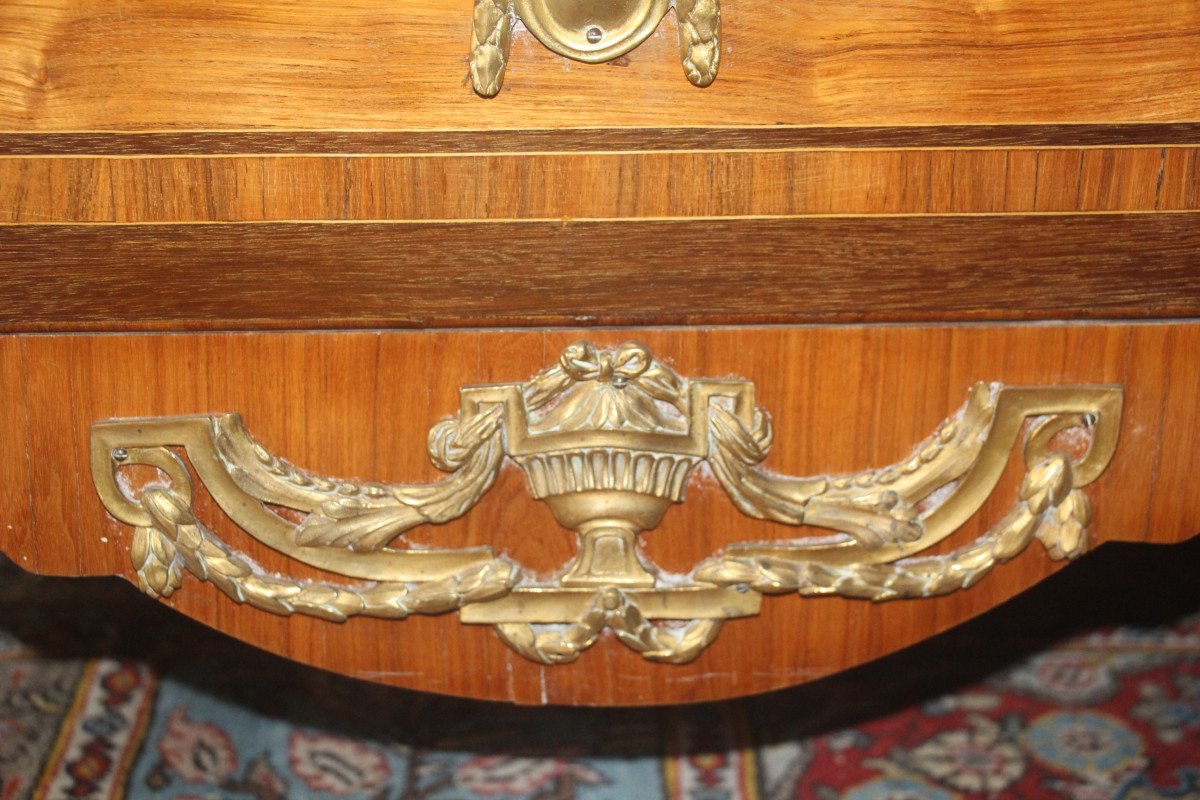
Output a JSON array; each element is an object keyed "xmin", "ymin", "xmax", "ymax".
[{"xmin": 0, "ymin": 550, "xmax": 1198, "ymax": 800}]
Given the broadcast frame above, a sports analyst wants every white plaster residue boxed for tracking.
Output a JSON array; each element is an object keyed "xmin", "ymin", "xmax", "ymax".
[
  {"xmin": 114, "ymin": 467, "xmax": 170, "ymax": 502},
  {"xmin": 917, "ymin": 479, "xmax": 961, "ymax": 516},
  {"xmin": 652, "ymin": 567, "xmax": 697, "ymax": 588}
]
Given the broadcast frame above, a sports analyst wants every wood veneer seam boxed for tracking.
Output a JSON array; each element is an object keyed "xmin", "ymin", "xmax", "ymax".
[
  {"xmin": 4, "ymin": 145, "xmax": 1200, "ymax": 159},
  {"xmin": 1154, "ymin": 148, "xmax": 1168, "ymax": 211},
  {"xmin": 15, "ymin": 339, "xmax": 37, "ymax": 572},
  {"xmin": 1, "ymin": 210, "xmax": 1197, "ymax": 227},
  {"xmin": 1141, "ymin": 332, "xmax": 1175, "ymax": 545},
  {"xmin": 9, "ymin": 319, "xmax": 1200, "ymax": 338},
  {"xmin": 2, "ymin": 124, "xmax": 1198, "ymax": 132},
  {"xmin": 6, "ymin": 123, "xmax": 1200, "ymax": 131},
  {"xmin": 63, "ymin": 342, "xmax": 84, "ymax": 577}
]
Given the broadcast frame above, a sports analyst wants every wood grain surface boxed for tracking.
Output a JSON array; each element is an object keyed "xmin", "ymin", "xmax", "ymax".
[
  {"xmin": 1, "ymin": 215, "xmax": 1198, "ymax": 332},
  {"xmin": 1, "ymin": 0, "xmax": 1198, "ymax": 130},
  {"xmin": 2, "ymin": 148, "xmax": 1197, "ymax": 222},
  {"xmin": 0, "ymin": 324, "xmax": 1197, "ymax": 705}
]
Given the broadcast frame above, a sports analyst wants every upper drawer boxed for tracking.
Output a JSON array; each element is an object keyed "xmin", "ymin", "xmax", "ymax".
[{"xmin": 1, "ymin": 0, "xmax": 1198, "ymax": 134}]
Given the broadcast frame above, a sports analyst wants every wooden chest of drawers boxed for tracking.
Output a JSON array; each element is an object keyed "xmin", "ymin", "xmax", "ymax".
[{"xmin": 0, "ymin": 0, "xmax": 1197, "ymax": 705}]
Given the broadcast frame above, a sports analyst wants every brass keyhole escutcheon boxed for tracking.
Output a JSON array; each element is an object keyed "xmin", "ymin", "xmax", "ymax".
[
  {"xmin": 470, "ymin": 0, "xmax": 721, "ymax": 96},
  {"xmin": 515, "ymin": 0, "xmax": 670, "ymax": 63}
]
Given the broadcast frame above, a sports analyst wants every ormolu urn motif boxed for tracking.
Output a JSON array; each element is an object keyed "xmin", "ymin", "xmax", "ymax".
[{"xmin": 92, "ymin": 341, "xmax": 1121, "ymax": 664}]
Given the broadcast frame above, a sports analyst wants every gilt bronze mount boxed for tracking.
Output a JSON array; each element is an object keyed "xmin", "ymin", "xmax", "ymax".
[
  {"xmin": 470, "ymin": 0, "xmax": 720, "ymax": 96},
  {"xmin": 91, "ymin": 341, "xmax": 1122, "ymax": 665}
]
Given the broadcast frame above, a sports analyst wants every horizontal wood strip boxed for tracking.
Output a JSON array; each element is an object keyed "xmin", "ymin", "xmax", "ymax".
[
  {"xmin": 4, "ymin": 126, "xmax": 1200, "ymax": 155},
  {"xmin": 2, "ymin": 1, "xmax": 1198, "ymax": 131},
  {"xmin": 1, "ymin": 215, "xmax": 1198, "ymax": 331},
  {"xmin": 2, "ymin": 149, "xmax": 1195, "ymax": 222}
]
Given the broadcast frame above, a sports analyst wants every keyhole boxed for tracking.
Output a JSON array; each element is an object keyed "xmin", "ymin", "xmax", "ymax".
[{"xmin": 586, "ymin": 27, "xmax": 603, "ymax": 44}]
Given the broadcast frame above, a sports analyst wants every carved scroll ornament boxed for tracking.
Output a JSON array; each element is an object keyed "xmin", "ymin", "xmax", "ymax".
[
  {"xmin": 470, "ymin": 0, "xmax": 720, "ymax": 96},
  {"xmin": 91, "ymin": 341, "xmax": 1121, "ymax": 665}
]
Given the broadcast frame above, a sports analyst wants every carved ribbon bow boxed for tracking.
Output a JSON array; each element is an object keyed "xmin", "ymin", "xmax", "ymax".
[
  {"xmin": 522, "ymin": 341, "xmax": 688, "ymax": 433},
  {"xmin": 555, "ymin": 341, "xmax": 686, "ymax": 407},
  {"xmin": 560, "ymin": 341, "xmax": 650, "ymax": 387}
]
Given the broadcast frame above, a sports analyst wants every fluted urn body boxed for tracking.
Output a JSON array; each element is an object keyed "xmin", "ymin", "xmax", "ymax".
[{"xmin": 509, "ymin": 341, "xmax": 702, "ymax": 587}]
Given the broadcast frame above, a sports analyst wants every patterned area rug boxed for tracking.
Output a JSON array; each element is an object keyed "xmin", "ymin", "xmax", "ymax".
[{"xmin": 1, "ymin": 539, "xmax": 1197, "ymax": 800}]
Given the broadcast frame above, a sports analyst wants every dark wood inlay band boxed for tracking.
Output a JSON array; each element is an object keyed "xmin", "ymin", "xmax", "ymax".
[
  {"xmin": 2, "ymin": 215, "xmax": 1197, "ymax": 332},
  {"xmin": 3, "ymin": 125, "xmax": 1200, "ymax": 155}
]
